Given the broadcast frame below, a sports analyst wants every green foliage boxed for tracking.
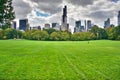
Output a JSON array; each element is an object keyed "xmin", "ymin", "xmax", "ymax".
[
  {"xmin": 32, "ymin": 30, "xmax": 49, "ymax": 40},
  {"xmin": 60, "ymin": 32, "xmax": 70, "ymax": 41},
  {"xmin": 50, "ymin": 31, "xmax": 70, "ymax": 41},
  {"xmin": 0, "ymin": 30, "xmax": 3, "ymax": 39},
  {"xmin": 43, "ymin": 28, "xmax": 56, "ymax": 35},
  {"xmin": 24, "ymin": 30, "xmax": 36, "ymax": 40},
  {"xmin": 50, "ymin": 32, "xmax": 61, "ymax": 41},
  {"xmin": 71, "ymin": 32, "xmax": 91, "ymax": 41},
  {"xmin": 90, "ymin": 26, "xmax": 108, "ymax": 40},
  {"xmin": 98, "ymin": 28, "xmax": 108, "ymax": 39},
  {"xmin": 0, "ymin": 25, "xmax": 120, "ymax": 41},
  {"xmin": 116, "ymin": 35, "xmax": 120, "ymax": 40},
  {"xmin": 90, "ymin": 25, "xmax": 99, "ymax": 39},
  {"xmin": 0, "ymin": 0, "xmax": 15, "ymax": 29},
  {"xmin": 106, "ymin": 27, "xmax": 117, "ymax": 40},
  {"xmin": 24, "ymin": 30, "xmax": 49, "ymax": 40},
  {"xmin": 3, "ymin": 28, "xmax": 23, "ymax": 39}
]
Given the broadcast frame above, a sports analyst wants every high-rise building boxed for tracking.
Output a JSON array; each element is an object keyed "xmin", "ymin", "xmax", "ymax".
[
  {"xmin": 38, "ymin": 26, "xmax": 41, "ymax": 30},
  {"xmin": 118, "ymin": 11, "xmax": 120, "ymax": 25},
  {"xmin": 74, "ymin": 20, "xmax": 81, "ymax": 33},
  {"xmin": 76, "ymin": 21, "xmax": 81, "ymax": 28},
  {"xmin": 85, "ymin": 20, "xmax": 87, "ymax": 31},
  {"xmin": 52, "ymin": 23, "xmax": 60, "ymax": 30},
  {"xmin": 44, "ymin": 24, "xmax": 50, "ymax": 29},
  {"xmin": 19, "ymin": 19, "xmax": 29, "ymax": 31},
  {"xmin": 52, "ymin": 23, "xmax": 57, "ymax": 28},
  {"xmin": 30, "ymin": 26, "xmax": 41, "ymax": 30},
  {"xmin": 87, "ymin": 20, "xmax": 92, "ymax": 31},
  {"xmin": 12, "ymin": 21, "xmax": 17, "ymax": 29},
  {"xmin": 61, "ymin": 5, "xmax": 68, "ymax": 31},
  {"xmin": 104, "ymin": 18, "xmax": 110, "ymax": 28}
]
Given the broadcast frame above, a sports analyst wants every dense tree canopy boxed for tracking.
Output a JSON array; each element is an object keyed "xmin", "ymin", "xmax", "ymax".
[
  {"xmin": 0, "ymin": 0, "xmax": 15, "ymax": 29},
  {"xmin": 0, "ymin": 26, "xmax": 120, "ymax": 41}
]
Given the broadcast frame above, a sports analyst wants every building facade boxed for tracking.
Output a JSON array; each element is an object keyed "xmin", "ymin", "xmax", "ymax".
[
  {"xmin": 87, "ymin": 20, "xmax": 92, "ymax": 31},
  {"xmin": 61, "ymin": 6, "xmax": 68, "ymax": 31},
  {"xmin": 52, "ymin": 23, "xmax": 60, "ymax": 30},
  {"xmin": 104, "ymin": 18, "xmax": 110, "ymax": 28},
  {"xmin": 12, "ymin": 21, "xmax": 17, "ymax": 29},
  {"xmin": 30, "ymin": 26, "xmax": 41, "ymax": 30},
  {"xmin": 74, "ymin": 20, "xmax": 81, "ymax": 33},
  {"xmin": 19, "ymin": 19, "xmax": 29, "ymax": 31},
  {"xmin": 44, "ymin": 24, "xmax": 50, "ymax": 29},
  {"xmin": 118, "ymin": 11, "xmax": 120, "ymax": 26}
]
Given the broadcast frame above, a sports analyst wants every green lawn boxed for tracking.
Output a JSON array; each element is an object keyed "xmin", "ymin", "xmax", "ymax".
[{"xmin": 0, "ymin": 40, "xmax": 120, "ymax": 80}]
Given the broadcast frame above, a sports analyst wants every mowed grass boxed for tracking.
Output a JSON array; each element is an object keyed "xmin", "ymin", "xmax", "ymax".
[{"xmin": 0, "ymin": 40, "xmax": 120, "ymax": 80}]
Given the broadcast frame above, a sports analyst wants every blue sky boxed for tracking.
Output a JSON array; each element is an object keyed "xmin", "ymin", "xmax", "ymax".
[
  {"xmin": 112, "ymin": 0, "xmax": 119, "ymax": 3},
  {"xmin": 35, "ymin": 10, "xmax": 51, "ymax": 17}
]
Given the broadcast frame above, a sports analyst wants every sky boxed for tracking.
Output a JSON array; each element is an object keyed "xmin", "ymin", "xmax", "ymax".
[{"xmin": 12, "ymin": 0, "xmax": 120, "ymax": 30}]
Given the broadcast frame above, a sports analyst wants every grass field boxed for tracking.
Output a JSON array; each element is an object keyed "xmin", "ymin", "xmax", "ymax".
[{"xmin": 0, "ymin": 40, "xmax": 120, "ymax": 80}]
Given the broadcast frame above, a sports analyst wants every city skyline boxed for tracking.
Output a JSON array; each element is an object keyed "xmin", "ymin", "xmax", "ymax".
[{"xmin": 13, "ymin": 0, "xmax": 120, "ymax": 30}]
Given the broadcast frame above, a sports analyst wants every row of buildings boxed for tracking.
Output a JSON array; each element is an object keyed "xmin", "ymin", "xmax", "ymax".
[
  {"xmin": 11, "ymin": 6, "xmax": 69, "ymax": 32},
  {"xmin": 104, "ymin": 11, "xmax": 120, "ymax": 28},
  {"xmin": 11, "ymin": 6, "xmax": 120, "ymax": 33},
  {"xmin": 74, "ymin": 20, "xmax": 92, "ymax": 33}
]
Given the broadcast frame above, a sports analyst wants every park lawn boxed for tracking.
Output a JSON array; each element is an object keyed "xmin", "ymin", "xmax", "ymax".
[{"xmin": 0, "ymin": 40, "xmax": 120, "ymax": 80}]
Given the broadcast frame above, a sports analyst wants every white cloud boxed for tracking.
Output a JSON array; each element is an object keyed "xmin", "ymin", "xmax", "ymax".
[{"xmin": 13, "ymin": 0, "xmax": 120, "ymax": 30}]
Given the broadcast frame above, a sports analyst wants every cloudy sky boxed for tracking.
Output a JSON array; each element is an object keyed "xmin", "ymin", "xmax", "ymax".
[{"xmin": 13, "ymin": 0, "xmax": 120, "ymax": 30}]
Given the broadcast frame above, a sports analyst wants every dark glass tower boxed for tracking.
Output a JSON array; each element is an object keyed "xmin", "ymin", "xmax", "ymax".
[
  {"xmin": 19, "ymin": 19, "xmax": 29, "ymax": 31},
  {"xmin": 104, "ymin": 18, "xmax": 110, "ymax": 28},
  {"xmin": 118, "ymin": 11, "xmax": 120, "ymax": 25},
  {"xmin": 62, "ymin": 6, "xmax": 67, "ymax": 23},
  {"xmin": 61, "ymin": 5, "xmax": 68, "ymax": 31}
]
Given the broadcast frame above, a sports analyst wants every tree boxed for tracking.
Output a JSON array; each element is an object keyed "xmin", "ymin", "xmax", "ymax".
[
  {"xmin": 4, "ymin": 28, "xmax": 17, "ymax": 39},
  {"xmin": 90, "ymin": 26, "xmax": 108, "ymax": 40},
  {"xmin": 106, "ymin": 27, "xmax": 117, "ymax": 40},
  {"xmin": 50, "ymin": 32, "xmax": 61, "ymax": 41},
  {"xmin": 0, "ymin": 0, "xmax": 7, "ymax": 28},
  {"xmin": 116, "ymin": 25, "xmax": 120, "ymax": 35},
  {"xmin": 98, "ymin": 28, "xmax": 108, "ymax": 39},
  {"xmin": 60, "ymin": 32, "xmax": 70, "ymax": 41},
  {"xmin": 0, "ymin": 30, "xmax": 3, "ymax": 39},
  {"xmin": 43, "ymin": 28, "xmax": 56, "ymax": 35},
  {"xmin": 0, "ymin": 0, "xmax": 15, "ymax": 29},
  {"xmin": 16, "ymin": 30, "xmax": 23, "ymax": 39},
  {"xmin": 24, "ymin": 30, "xmax": 37, "ymax": 40},
  {"xmin": 71, "ymin": 32, "xmax": 91, "ymax": 41},
  {"xmin": 90, "ymin": 25, "xmax": 99, "ymax": 39},
  {"xmin": 31, "ymin": 30, "xmax": 49, "ymax": 40}
]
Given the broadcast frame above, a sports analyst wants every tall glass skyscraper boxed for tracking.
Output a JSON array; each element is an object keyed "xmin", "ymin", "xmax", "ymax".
[
  {"xmin": 104, "ymin": 18, "xmax": 110, "ymax": 28},
  {"xmin": 61, "ymin": 6, "xmax": 68, "ymax": 31},
  {"xmin": 19, "ymin": 19, "xmax": 29, "ymax": 31},
  {"xmin": 118, "ymin": 11, "xmax": 120, "ymax": 26}
]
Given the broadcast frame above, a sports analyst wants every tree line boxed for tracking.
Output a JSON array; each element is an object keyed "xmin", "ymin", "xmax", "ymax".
[
  {"xmin": 0, "ymin": 0, "xmax": 15, "ymax": 30},
  {"xmin": 0, "ymin": 25, "xmax": 120, "ymax": 41}
]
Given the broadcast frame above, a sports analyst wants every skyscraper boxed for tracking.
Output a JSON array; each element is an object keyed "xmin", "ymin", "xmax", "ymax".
[
  {"xmin": 76, "ymin": 21, "xmax": 81, "ymax": 28},
  {"xmin": 87, "ymin": 20, "xmax": 92, "ymax": 31},
  {"xmin": 118, "ymin": 11, "xmax": 120, "ymax": 26},
  {"xmin": 74, "ymin": 20, "xmax": 81, "ymax": 32},
  {"xmin": 19, "ymin": 19, "xmax": 29, "ymax": 31},
  {"xmin": 104, "ymin": 18, "xmax": 110, "ymax": 28},
  {"xmin": 61, "ymin": 5, "xmax": 68, "ymax": 31},
  {"xmin": 85, "ymin": 20, "xmax": 87, "ymax": 31},
  {"xmin": 12, "ymin": 21, "xmax": 17, "ymax": 29},
  {"xmin": 31, "ymin": 26, "xmax": 41, "ymax": 30},
  {"xmin": 52, "ymin": 23, "xmax": 57, "ymax": 28},
  {"xmin": 44, "ymin": 24, "xmax": 50, "ymax": 29},
  {"xmin": 52, "ymin": 23, "xmax": 60, "ymax": 30}
]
